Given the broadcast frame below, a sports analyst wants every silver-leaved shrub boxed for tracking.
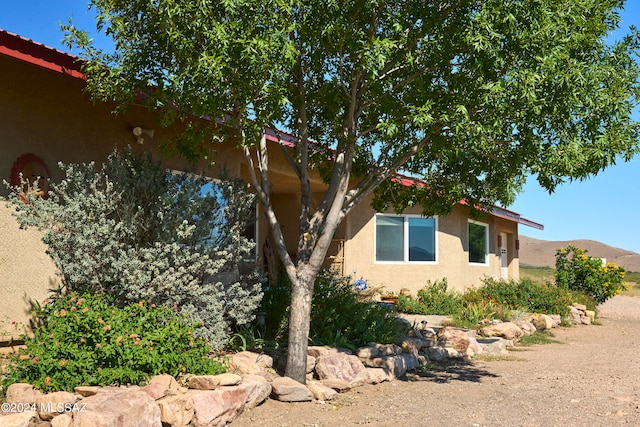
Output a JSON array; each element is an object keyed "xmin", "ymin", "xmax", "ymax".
[{"xmin": 8, "ymin": 147, "xmax": 263, "ymax": 349}]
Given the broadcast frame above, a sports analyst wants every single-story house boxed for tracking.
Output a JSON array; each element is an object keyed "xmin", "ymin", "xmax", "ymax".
[{"xmin": 0, "ymin": 30, "xmax": 543, "ymax": 337}]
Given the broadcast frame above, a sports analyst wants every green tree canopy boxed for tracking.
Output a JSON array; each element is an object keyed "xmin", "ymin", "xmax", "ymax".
[{"xmin": 66, "ymin": 0, "xmax": 640, "ymax": 382}]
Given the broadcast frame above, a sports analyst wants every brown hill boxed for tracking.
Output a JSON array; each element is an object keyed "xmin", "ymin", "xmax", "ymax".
[{"xmin": 519, "ymin": 235, "xmax": 640, "ymax": 272}]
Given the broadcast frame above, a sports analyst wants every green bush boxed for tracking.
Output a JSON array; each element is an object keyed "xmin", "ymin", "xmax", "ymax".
[
  {"xmin": 555, "ymin": 245, "xmax": 628, "ymax": 304},
  {"xmin": 396, "ymin": 278, "xmax": 462, "ymax": 315},
  {"xmin": 2, "ymin": 290, "xmax": 226, "ymax": 393},
  {"xmin": 7, "ymin": 147, "xmax": 263, "ymax": 349},
  {"xmin": 261, "ymin": 275, "xmax": 407, "ymax": 349},
  {"xmin": 452, "ymin": 301, "xmax": 508, "ymax": 329},
  {"xmin": 463, "ymin": 278, "xmax": 572, "ymax": 317}
]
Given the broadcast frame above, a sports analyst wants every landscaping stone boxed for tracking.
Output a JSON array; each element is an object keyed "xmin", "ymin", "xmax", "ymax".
[
  {"xmin": 51, "ymin": 413, "xmax": 72, "ymax": 427},
  {"xmin": 511, "ymin": 319, "xmax": 536, "ymax": 336},
  {"xmin": 36, "ymin": 391, "xmax": 76, "ymax": 421},
  {"xmin": 6, "ymin": 383, "xmax": 41, "ymax": 405},
  {"xmin": 319, "ymin": 378, "xmax": 351, "ymax": 392},
  {"xmin": 479, "ymin": 321, "xmax": 524, "ymax": 342},
  {"xmin": 143, "ymin": 374, "xmax": 180, "ymax": 400},
  {"xmin": 188, "ymin": 373, "xmax": 242, "ymax": 390},
  {"xmin": 238, "ymin": 375, "xmax": 272, "ymax": 408},
  {"xmin": 73, "ymin": 386, "xmax": 99, "ymax": 397},
  {"xmin": 231, "ymin": 351, "xmax": 273, "ymax": 375},
  {"xmin": 306, "ymin": 380, "xmax": 338, "ymax": 401},
  {"xmin": 270, "ymin": 377, "xmax": 313, "ymax": 402},
  {"xmin": 157, "ymin": 393, "xmax": 194, "ymax": 427},
  {"xmin": 477, "ymin": 337, "xmax": 512, "ymax": 355},
  {"xmin": 364, "ymin": 367, "xmax": 394, "ymax": 384},
  {"xmin": 0, "ymin": 411, "xmax": 36, "ymax": 427},
  {"xmin": 73, "ymin": 387, "xmax": 161, "ymax": 427},
  {"xmin": 315, "ymin": 353, "xmax": 370, "ymax": 387},
  {"xmin": 436, "ymin": 326, "xmax": 470, "ymax": 353},
  {"xmin": 188, "ymin": 387, "xmax": 248, "ymax": 426},
  {"xmin": 526, "ymin": 314, "xmax": 553, "ymax": 331}
]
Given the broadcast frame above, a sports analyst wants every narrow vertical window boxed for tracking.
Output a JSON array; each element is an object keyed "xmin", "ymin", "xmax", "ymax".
[{"xmin": 468, "ymin": 221, "xmax": 488, "ymax": 264}]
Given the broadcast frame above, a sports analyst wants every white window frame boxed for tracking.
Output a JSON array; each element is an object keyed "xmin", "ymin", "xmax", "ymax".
[
  {"xmin": 468, "ymin": 219, "xmax": 489, "ymax": 266},
  {"xmin": 374, "ymin": 213, "xmax": 438, "ymax": 264}
]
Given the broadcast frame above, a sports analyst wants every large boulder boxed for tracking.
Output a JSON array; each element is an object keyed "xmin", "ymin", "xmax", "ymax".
[
  {"xmin": 315, "ymin": 353, "xmax": 370, "ymax": 387},
  {"xmin": 188, "ymin": 387, "xmax": 248, "ymax": 426},
  {"xmin": 479, "ymin": 322, "xmax": 524, "ymax": 342},
  {"xmin": 436, "ymin": 327, "xmax": 470, "ymax": 353},
  {"xmin": 72, "ymin": 387, "xmax": 161, "ymax": 427}
]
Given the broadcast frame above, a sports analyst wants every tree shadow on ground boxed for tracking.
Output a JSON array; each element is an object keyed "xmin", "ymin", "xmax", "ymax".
[{"xmin": 403, "ymin": 362, "xmax": 501, "ymax": 384}]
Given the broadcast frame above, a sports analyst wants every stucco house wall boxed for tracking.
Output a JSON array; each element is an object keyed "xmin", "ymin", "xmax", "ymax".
[{"xmin": 340, "ymin": 196, "xmax": 520, "ymax": 294}]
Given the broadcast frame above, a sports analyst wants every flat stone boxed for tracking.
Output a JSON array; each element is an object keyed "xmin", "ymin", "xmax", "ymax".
[
  {"xmin": 270, "ymin": 377, "xmax": 313, "ymax": 402},
  {"xmin": 479, "ymin": 322, "xmax": 524, "ymax": 342},
  {"xmin": 319, "ymin": 378, "xmax": 351, "ymax": 392},
  {"xmin": 306, "ymin": 380, "xmax": 338, "ymax": 401},
  {"xmin": 6, "ymin": 383, "xmax": 41, "ymax": 405},
  {"xmin": 36, "ymin": 391, "xmax": 76, "ymax": 420},
  {"xmin": 142, "ymin": 374, "xmax": 180, "ymax": 400},
  {"xmin": 72, "ymin": 387, "xmax": 161, "ymax": 427},
  {"xmin": 74, "ymin": 386, "xmax": 100, "ymax": 397},
  {"xmin": 365, "ymin": 367, "xmax": 394, "ymax": 384},
  {"xmin": 0, "ymin": 411, "xmax": 36, "ymax": 427}
]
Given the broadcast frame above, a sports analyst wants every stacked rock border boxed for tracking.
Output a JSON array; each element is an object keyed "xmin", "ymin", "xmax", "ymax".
[{"xmin": 0, "ymin": 303, "xmax": 595, "ymax": 426}]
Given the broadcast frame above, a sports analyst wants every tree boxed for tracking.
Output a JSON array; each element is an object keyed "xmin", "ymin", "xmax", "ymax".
[{"xmin": 65, "ymin": 0, "xmax": 640, "ymax": 383}]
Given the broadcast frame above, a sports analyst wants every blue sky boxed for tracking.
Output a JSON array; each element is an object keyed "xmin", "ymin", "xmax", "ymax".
[{"xmin": 2, "ymin": 1, "xmax": 640, "ymax": 252}]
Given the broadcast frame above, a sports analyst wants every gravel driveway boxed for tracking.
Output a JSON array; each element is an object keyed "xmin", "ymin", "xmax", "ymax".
[{"xmin": 233, "ymin": 295, "xmax": 640, "ymax": 426}]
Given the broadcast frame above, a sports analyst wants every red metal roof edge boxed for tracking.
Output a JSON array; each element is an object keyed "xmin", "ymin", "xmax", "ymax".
[{"xmin": 0, "ymin": 29, "xmax": 85, "ymax": 79}]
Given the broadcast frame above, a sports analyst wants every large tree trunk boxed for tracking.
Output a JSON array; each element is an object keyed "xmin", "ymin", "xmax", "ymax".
[{"xmin": 284, "ymin": 270, "xmax": 315, "ymax": 383}]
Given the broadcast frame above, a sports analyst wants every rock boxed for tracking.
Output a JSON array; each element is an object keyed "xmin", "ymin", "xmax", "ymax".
[
  {"xmin": 73, "ymin": 387, "xmax": 161, "ymax": 427},
  {"xmin": 0, "ymin": 411, "xmax": 36, "ymax": 427},
  {"xmin": 570, "ymin": 306, "xmax": 583, "ymax": 324},
  {"xmin": 355, "ymin": 346, "xmax": 379, "ymax": 358},
  {"xmin": 436, "ymin": 327, "xmax": 470, "ymax": 353},
  {"xmin": 270, "ymin": 377, "xmax": 313, "ymax": 402},
  {"xmin": 466, "ymin": 336, "xmax": 485, "ymax": 357},
  {"xmin": 364, "ymin": 367, "xmax": 394, "ymax": 384},
  {"xmin": 315, "ymin": 353, "xmax": 370, "ymax": 387},
  {"xmin": 512, "ymin": 319, "xmax": 536, "ymax": 336},
  {"xmin": 581, "ymin": 315, "xmax": 592, "ymax": 325},
  {"xmin": 157, "ymin": 393, "xmax": 194, "ymax": 427},
  {"xmin": 188, "ymin": 373, "xmax": 242, "ymax": 390},
  {"xmin": 427, "ymin": 346, "xmax": 448, "ymax": 363},
  {"xmin": 188, "ymin": 387, "xmax": 248, "ymax": 426},
  {"xmin": 548, "ymin": 314, "xmax": 562, "ymax": 327},
  {"xmin": 306, "ymin": 380, "xmax": 338, "ymax": 401},
  {"xmin": 5, "ymin": 383, "xmax": 41, "ymax": 405},
  {"xmin": 275, "ymin": 354, "xmax": 317, "ymax": 375},
  {"xmin": 361, "ymin": 355, "xmax": 409, "ymax": 377},
  {"xmin": 318, "ymin": 378, "xmax": 351, "ymax": 392},
  {"xmin": 231, "ymin": 351, "xmax": 273, "ymax": 375},
  {"xmin": 51, "ymin": 413, "xmax": 72, "ymax": 427},
  {"xmin": 585, "ymin": 310, "xmax": 596, "ymax": 323},
  {"xmin": 36, "ymin": 391, "xmax": 76, "ymax": 420},
  {"xmin": 142, "ymin": 374, "xmax": 180, "ymax": 400},
  {"xmin": 373, "ymin": 343, "xmax": 403, "ymax": 356},
  {"xmin": 572, "ymin": 303, "xmax": 587, "ymax": 311},
  {"xmin": 479, "ymin": 322, "xmax": 524, "ymax": 342},
  {"xmin": 400, "ymin": 338, "xmax": 420, "ymax": 356},
  {"xmin": 307, "ymin": 346, "xmax": 331, "ymax": 358},
  {"xmin": 477, "ymin": 337, "xmax": 511, "ymax": 355},
  {"xmin": 238, "ymin": 375, "xmax": 272, "ymax": 408},
  {"xmin": 74, "ymin": 386, "xmax": 99, "ymax": 397},
  {"xmin": 526, "ymin": 314, "xmax": 553, "ymax": 331}
]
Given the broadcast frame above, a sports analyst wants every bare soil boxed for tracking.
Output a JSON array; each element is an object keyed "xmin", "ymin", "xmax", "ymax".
[{"xmin": 233, "ymin": 296, "xmax": 640, "ymax": 427}]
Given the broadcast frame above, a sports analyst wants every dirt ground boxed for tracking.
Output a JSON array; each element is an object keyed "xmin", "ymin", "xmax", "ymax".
[{"xmin": 233, "ymin": 296, "xmax": 640, "ymax": 427}]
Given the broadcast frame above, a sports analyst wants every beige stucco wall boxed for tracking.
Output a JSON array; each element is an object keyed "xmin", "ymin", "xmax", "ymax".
[
  {"xmin": 342, "ymin": 197, "xmax": 520, "ymax": 294},
  {"xmin": 0, "ymin": 204, "xmax": 60, "ymax": 339}
]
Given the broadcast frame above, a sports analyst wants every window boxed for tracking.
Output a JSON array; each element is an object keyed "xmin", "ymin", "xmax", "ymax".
[
  {"xmin": 468, "ymin": 220, "xmax": 488, "ymax": 265},
  {"xmin": 375, "ymin": 214, "xmax": 437, "ymax": 262}
]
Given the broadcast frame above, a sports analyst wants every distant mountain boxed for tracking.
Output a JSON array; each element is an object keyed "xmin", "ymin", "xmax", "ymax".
[{"xmin": 519, "ymin": 235, "xmax": 640, "ymax": 273}]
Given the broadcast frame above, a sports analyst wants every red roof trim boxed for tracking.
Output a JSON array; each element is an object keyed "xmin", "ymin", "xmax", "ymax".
[{"xmin": 0, "ymin": 29, "xmax": 85, "ymax": 80}]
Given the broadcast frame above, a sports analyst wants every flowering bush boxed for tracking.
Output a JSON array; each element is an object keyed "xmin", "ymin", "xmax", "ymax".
[
  {"xmin": 555, "ymin": 245, "xmax": 628, "ymax": 304},
  {"xmin": 1, "ymin": 290, "xmax": 227, "ymax": 393}
]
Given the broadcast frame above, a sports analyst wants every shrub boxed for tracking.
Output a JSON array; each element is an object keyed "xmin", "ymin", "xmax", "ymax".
[
  {"xmin": 2, "ymin": 290, "xmax": 226, "ymax": 393},
  {"xmin": 261, "ymin": 274, "xmax": 407, "ymax": 349},
  {"xmin": 396, "ymin": 278, "xmax": 462, "ymax": 315},
  {"xmin": 555, "ymin": 245, "xmax": 628, "ymax": 304},
  {"xmin": 7, "ymin": 148, "xmax": 263, "ymax": 349},
  {"xmin": 463, "ymin": 278, "xmax": 572, "ymax": 317}
]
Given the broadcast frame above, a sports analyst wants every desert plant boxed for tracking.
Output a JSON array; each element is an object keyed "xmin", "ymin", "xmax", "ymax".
[
  {"xmin": 261, "ymin": 274, "xmax": 407, "ymax": 349},
  {"xmin": 1, "ymin": 290, "xmax": 227, "ymax": 393},
  {"xmin": 555, "ymin": 245, "xmax": 628, "ymax": 304},
  {"xmin": 6, "ymin": 147, "xmax": 263, "ymax": 348},
  {"xmin": 463, "ymin": 278, "xmax": 573, "ymax": 317}
]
